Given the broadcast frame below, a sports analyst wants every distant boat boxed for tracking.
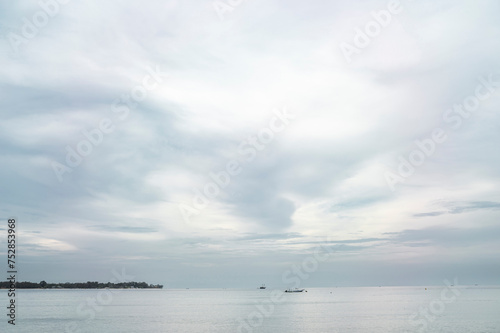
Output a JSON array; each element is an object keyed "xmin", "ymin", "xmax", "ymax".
[
  {"xmin": 259, "ymin": 284, "xmax": 266, "ymax": 289},
  {"xmin": 285, "ymin": 288, "xmax": 305, "ymax": 293}
]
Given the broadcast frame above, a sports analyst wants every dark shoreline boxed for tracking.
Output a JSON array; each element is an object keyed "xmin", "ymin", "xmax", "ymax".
[{"xmin": 0, "ymin": 281, "xmax": 163, "ymax": 289}]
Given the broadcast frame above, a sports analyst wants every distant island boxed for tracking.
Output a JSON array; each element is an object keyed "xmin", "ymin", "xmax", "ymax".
[{"xmin": 0, "ymin": 280, "xmax": 163, "ymax": 289}]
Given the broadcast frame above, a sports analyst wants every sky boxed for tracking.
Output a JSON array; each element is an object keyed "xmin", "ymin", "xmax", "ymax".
[{"xmin": 0, "ymin": 0, "xmax": 499, "ymax": 288}]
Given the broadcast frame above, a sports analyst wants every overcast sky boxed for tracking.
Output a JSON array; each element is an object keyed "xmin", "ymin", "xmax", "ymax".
[{"xmin": 1, "ymin": 0, "xmax": 499, "ymax": 288}]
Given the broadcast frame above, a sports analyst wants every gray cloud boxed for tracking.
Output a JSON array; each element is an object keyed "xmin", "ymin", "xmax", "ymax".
[
  {"xmin": 413, "ymin": 211, "xmax": 446, "ymax": 217},
  {"xmin": 1, "ymin": 0, "xmax": 500, "ymax": 286},
  {"xmin": 414, "ymin": 201, "xmax": 500, "ymax": 217}
]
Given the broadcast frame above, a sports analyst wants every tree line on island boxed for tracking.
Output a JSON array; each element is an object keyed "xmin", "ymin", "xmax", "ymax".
[{"xmin": 0, "ymin": 280, "xmax": 163, "ymax": 289}]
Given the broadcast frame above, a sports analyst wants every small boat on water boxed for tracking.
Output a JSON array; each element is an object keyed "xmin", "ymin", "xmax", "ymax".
[
  {"xmin": 285, "ymin": 288, "xmax": 305, "ymax": 293},
  {"xmin": 259, "ymin": 284, "xmax": 266, "ymax": 289}
]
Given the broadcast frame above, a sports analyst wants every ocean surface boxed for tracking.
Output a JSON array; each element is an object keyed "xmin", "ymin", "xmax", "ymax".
[{"xmin": 1, "ymin": 286, "xmax": 500, "ymax": 332}]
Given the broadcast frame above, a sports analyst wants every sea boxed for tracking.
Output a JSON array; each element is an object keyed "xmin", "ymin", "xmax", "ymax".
[{"xmin": 1, "ymin": 286, "xmax": 499, "ymax": 332}]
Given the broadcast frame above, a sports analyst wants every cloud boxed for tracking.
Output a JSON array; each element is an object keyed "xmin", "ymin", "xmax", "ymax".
[
  {"xmin": 413, "ymin": 211, "xmax": 446, "ymax": 218},
  {"xmin": 414, "ymin": 201, "xmax": 500, "ymax": 217},
  {"xmin": 447, "ymin": 201, "xmax": 500, "ymax": 214},
  {"xmin": 235, "ymin": 232, "xmax": 304, "ymax": 241},
  {"xmin": 1, "ymin": 0, "xmax": 500, "ymax": 286}
]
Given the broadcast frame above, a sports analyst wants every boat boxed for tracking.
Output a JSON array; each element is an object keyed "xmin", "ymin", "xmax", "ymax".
[
  {"xmin": 285, "ymin": 288, "xmax": 305, "ymax": 293},
  {"xmin": 259, "ymin": 284, "xmax": 266, "ymax": 289}
]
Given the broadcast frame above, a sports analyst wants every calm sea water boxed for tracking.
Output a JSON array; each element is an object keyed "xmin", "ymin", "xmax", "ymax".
[{"xmin": 1, "ymin": 286, "xmax": 499, "ymax": 332}]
